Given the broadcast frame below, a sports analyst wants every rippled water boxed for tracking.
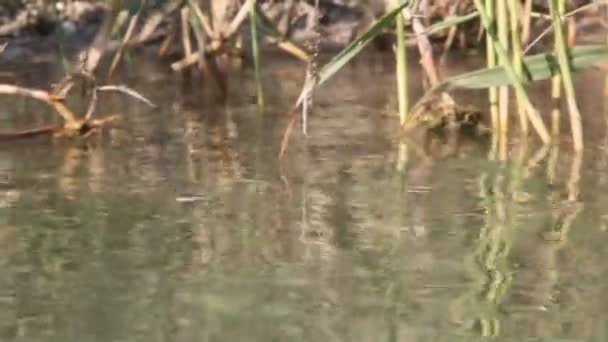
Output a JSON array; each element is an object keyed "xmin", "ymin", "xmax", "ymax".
[{"xmin": 1, "ymin": 50, "xmax": 608, "ymax": 341}]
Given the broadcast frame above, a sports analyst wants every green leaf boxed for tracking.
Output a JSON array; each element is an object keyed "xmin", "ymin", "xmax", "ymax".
[
  {"xmin": 316, "ymin": 1, "xmax": 412, "ymax": 86},
  {"xmin": 434, "ymin": 44, "xmax": 608, "ymax": 91}
]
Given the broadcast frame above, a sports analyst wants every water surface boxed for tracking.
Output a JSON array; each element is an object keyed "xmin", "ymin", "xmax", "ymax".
[{"xmin": 2, "ymin": 50, "xmax": 608, "ymax": 341}]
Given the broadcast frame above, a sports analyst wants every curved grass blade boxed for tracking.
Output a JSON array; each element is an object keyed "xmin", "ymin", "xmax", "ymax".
[{"xmin": 316, "ymin": 1, "xmax": 412, "ymax": 87}]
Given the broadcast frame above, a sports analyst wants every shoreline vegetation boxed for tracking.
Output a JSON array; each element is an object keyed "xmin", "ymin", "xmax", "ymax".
[{"xmin": 1, "ymin": 0, "xmax": 608, "ymax": 157}]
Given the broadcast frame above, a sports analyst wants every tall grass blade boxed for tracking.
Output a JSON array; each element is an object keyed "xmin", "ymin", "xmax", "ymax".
[{"xmin": 316, "ymin": 1, "xmax": 411, "ymax": 87}]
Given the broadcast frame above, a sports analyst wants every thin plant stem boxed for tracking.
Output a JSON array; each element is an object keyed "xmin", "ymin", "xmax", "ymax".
[
  {"xmin": 551, "ymin": 0, "xmax": 564, "ymax": 138},
  {"xmin": 551, "ymin": 76, "xmax": 562, "ymax": 137},
  {"xmin": 395, "ymin": 0, "xmax": 409, "ymax": 125},
  {"xmin": 473, "ymin": 0, "xmax": 551, "ymax": 145},
  {"xmin": 497, "ymin": 0, "xmax": 509, "ymax": 159},
  {"xmin": 485, "ymin": 0, "xmax": 498, "ymax": 137},
  {"xmin": 550, "ymin": 0, "xmax": 584, "ymax": 151},
  {"xmin": 181, "ymin": 7, "xmax": 193, "ymax": 59},
  {"xmin": 108, "ymin": 11, "xmax": 140, "ymax": 79},
  {"xmin": 521, "ymin": 0, "xmax": 533, "ymax": 45},
  {"xmin": 249, "ymin": 0, "xmax": 264, "ymax": 110},
  {"xmin": 508, "ymin": 0, "xmax": 528, "ymax": 135}
]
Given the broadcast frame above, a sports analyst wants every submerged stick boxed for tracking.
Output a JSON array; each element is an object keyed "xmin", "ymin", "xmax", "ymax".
[
  {"xmin": 0, "ymin": 125, "xmax": 62, "ymax": 141},
  {"xmin": 279, "ymin": 113, "xmax": 298, "ymax": 159},
  {"xmin": 0, "ymin": 115, "xmax": 120, "ymax": 141}
]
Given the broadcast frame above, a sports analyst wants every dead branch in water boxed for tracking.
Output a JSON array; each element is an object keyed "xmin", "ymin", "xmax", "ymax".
[
  {"xmin": 0, "ymin": 115, "xmax": 120, "ymax": 141},
  {"xmin": 0, "ymin": 125, "xmax": 63, "ymax": 141},
  {"xmin": 0, "ymin": 46, "xmax": 153, "ymax": 142}
]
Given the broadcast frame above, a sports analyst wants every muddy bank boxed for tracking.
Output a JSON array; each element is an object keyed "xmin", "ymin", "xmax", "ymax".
[
  {"xmin": 0, "ymin": 1, "xmax": 605, "ymax": 53},
  {"xmin": 0, "ymin": 1, "xmax": 105, "ymax": 37},
  {"xmin": 0, "ymin": 0, "xmax": 606, "ymax": 68}
]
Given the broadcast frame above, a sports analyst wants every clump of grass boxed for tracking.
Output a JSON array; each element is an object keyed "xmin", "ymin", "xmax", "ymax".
[
  {"xmin": 476, "ymin": 0, "xmax": 551, "ymax": 145},
  {"xmin": 277, "ymin": 0, "xmax": 608, "ymax": 158}
]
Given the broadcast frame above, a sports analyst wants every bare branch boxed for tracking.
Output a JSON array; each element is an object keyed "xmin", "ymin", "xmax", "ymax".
[
  {"xmin": 0, "ymin": 84, "xmax": 77, "ymax": 124},
  {"xmin": 0, "ymin": 84, "xmax": 51, "ymax": 102},
  {"xmin": 225, "ymin": 0, "xmax": 255, "ymax": 38},
  {"xmin": 85, "ymin": 88, "xmax": 98, "ymax": 120}
]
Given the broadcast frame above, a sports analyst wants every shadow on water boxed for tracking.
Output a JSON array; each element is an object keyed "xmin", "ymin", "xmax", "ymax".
[{"xmin": 2, "ymin": 50, "xmax": 608, "ymax": 341}]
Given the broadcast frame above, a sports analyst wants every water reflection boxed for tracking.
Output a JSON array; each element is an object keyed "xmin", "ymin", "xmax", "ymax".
[{"xmin": 1, "ymin": 53, "xmax": 608, "ymax": 341}]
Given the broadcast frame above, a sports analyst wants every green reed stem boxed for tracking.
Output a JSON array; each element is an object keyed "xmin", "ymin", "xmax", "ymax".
[
  {"xmin": 551, "ymin": 0, "xmax": 564, "ymax": 137},
  {"xmin": 497, "ymin": 0, "xmax": 509, "ymax": 154},
  {"xmin": 485, "ymin": 0, "xmax": 498, "ymax": 133},
  {"xmin": 485, "ymin": 0, "xmax": 499, "ymax": 160},
  {"xmin": 249, "ymin": 0, "xmax": 264, "ymax": 110},
  {"xmin": 550, "ymin": 0, "xmax": 583, "ymax": 151},
  {"xmin": 395, "ymin": 0, "xmax": 409, "ymax": 124},
  {"xmin": 521, "ymin": 0, "xmax": 533, "ymax": 44},
  {"xmin": 551, "ymin": 76, "xmax": 562, "ymax": 136},
  {"xmin": 473, "ymin": 0, "xmax": 551, "ymax": 145},
  {"xmin": 508, "ymin": 0, "xmax": 528, "ymax": 134}
]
